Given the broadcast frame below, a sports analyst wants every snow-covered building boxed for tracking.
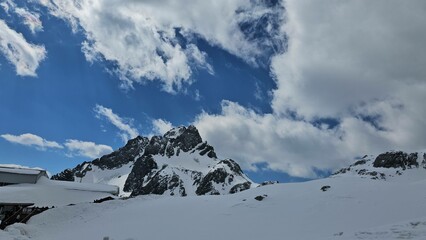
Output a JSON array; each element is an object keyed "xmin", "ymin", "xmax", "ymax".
[
  {"xmin": 0, "ymin": 166, "xmax": 119, "ymax": 229},
  {"xmin": 0, "ymin": 166, "xmax": 48, "ymax": 186}
]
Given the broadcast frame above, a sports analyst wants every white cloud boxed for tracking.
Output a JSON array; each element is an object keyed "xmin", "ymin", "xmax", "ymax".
[
  {"xmin": 2, "ymin": 0, "xmax": 43, "ymax": 34},
  {"xmin": 0, "ymin": 133, "xmax": 63, "ymax": 150},
  {"xmin": 65, "ymin": 139, "xmax": 113, "ymax": 159},
  {"xmin": 94, "ymin": 105, "xmax": 139, "ymax": 142},
  {"xmin": 37, "ymin": 0, "xmax": 284, "ymax": 92},
  {"xmin": 152, "ymin": 119, "xmax": 174, "ymax": 136},
  {"xmin": 194, "ymin": 1, "xmax": 426, "ymax": 178},
  {"xmin": 0, "ymin": 20, "xmax": 46, "ymax": 77},
  {"xmin": 15, "ymin": 7, "xmax": 43, "ymax": 34},
  {"xmin": 271, "ymin": 0, "xmax": 426, "ymax": 120},
  {"xmin": 0, "ymin": 132, "xmax": 112, "ymax": 159},
  {"xmin": 194, "ymin": 101, "xmax": 349, "ymax": 178}
]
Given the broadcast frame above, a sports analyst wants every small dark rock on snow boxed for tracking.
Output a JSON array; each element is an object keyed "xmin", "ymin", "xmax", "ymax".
[
  {"xmin": 94, "ymin": 196, "xmax": 115, "ymax": 203},
  {"xmin": 259, "ymin": 181, "xmax": 279, "ymax": 186},
  {"xmin": 321, "ymin": 185, "xmax": 331, "ymax": 192},
  {"xmin": 255, "ymin": 194, "xmax": 268, "ymax": 201}
]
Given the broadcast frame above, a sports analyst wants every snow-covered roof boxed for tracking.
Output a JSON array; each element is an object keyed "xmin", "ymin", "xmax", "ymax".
[
  {"xmin": 0, "ymin": 166, "xmax": 48, "ymax": 185},
  {"xmin": 0, "ymin": 177, "xmax": 118, "ymax": 207},
  {"xmin": 0, "ymin": 166, "xmax": 45, "ymax": 176}
]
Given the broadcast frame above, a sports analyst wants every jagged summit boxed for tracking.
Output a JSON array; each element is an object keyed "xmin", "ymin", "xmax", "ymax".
[
  {"xmin": 333, "ymin": 150, "xmax": 426, "ymax": 181},
  {"xmin": 52, "ymin": 125, "xmax": 252, "ymax": 197}
]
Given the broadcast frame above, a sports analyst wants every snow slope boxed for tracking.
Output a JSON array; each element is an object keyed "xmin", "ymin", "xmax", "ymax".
[
  {"xmin": 75, "ymin": 163, "xmax": 133, "ymax": 196},
  {"xmin": 2, "ymin": 170, "xmax": 426, "ymax": 240},
  {"xmin": 0, "ymin": 176, "xmax": 116, "ymax": 207}
]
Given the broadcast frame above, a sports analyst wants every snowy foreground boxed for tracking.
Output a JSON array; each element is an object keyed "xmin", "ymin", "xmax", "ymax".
[{"xmin": 2, "ymin": 172, "xmax": 426, "ymax": 240}]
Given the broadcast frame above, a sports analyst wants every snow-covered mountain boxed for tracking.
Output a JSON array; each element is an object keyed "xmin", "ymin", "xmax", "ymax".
[
  {"xmin": 3, "ymin": 149, "xmax": 426, "ymax": 240},
  {"xmin": 52, "ymin": 125, "xmax": 254, "ymax": 197}
]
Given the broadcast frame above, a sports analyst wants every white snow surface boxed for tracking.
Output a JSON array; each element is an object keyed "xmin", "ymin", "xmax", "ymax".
[
  {"xmin": 0, "ymin": 167, "xmax": 42, "ymax": 175},
  {"xmin": 0, "ymin": 164, "xmax": 44, "ymax": 171},
  {"xmin": 76, "ymin": 163, "xmax": 133, "ymax": 196},
  {"xmin": 0, "ymin": 177, "xmax": 116, "ymax": 207},
  {"xmin": 2, "ymin": 167, "xmax": 426, "ymax": 240},
  {"xmin": 0, "ymin": 164, "xmax": 47, "ymax": 176}
]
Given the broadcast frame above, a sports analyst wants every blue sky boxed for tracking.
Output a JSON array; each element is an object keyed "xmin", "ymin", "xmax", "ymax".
[
  {"xmin": 1, "ymin": 0, "xmax": 426, "ymax": 182},
  {"xmin": 0, "ymin": 0, "xmax": 284, "ymax": 182}
]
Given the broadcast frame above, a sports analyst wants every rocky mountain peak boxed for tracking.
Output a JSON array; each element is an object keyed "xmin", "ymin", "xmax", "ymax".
[
  {"xmin": 141, "ymin": 125, "xmax": 208, "ymax": 158},
  {"xmin": 163, "ymin": 126, "xmax": 186, "ymax": 139},
  {"xmin": 51, "ymin": 125, "xmax": 253, "ymax": 197},
  {"xmin": 163, "ymin": 125, "xmax": 203, "ymax": 151}
]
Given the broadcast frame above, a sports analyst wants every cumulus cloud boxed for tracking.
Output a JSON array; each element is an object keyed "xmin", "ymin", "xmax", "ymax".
[
  {"xmin": 65, "ymin": 139, "xmax": 113, "ymax": 159},
  {"xmin": 0, "ymin": 133, "xmax": 63, "ymax": 150},
  {"xmin": 194, "ymin": 1, "xmax": 426, "ymax": 178},
  {"xmin": 152, "ymin": 119, "xmax": 174, "ymax": 136},
  {"xmin": 37, "ymin": 0, "xmax": 284, "ymax": 92},
  {"xmin": 94, "ymin": 105, "xmax": 139, "ymax": 142},
  {"xmin": 0, "ymin": 20, "xmax": 46, "ymax": 76},
  {"xmin": 271, "ymin": 1, "xmax": 426, "ymax": 120},
  {"xmin": 194, "ymin": 101, "xmax": 349, "ymax": 178}
]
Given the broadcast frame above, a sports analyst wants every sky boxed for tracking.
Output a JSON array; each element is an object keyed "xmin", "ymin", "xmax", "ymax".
[{"xmin": 0, "ymin": 0, "xmax": 426, "ymax": 183}]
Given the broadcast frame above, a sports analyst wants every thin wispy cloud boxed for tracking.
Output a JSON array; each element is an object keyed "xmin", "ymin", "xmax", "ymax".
[
  {"xmin": 94, "ymin": 105, "xmax": 139, "ymax": 143},
  {"xmin": 0, "ymin": 20, "xmax": 46, "ymax": 77},
  {"xmin": 15, "ymin": 7, "xmax": 43, "ymax": 34},
  {"xmin": 1, "ymin": 133, "xmax": 113, "ymax": 159},
  {"xmin": 2, "ymin": 0, "xmax": 44, "ymax": 34},
  {"xmin": 0, "ymin": 133, "xmax": 63, "ymax": 150}
]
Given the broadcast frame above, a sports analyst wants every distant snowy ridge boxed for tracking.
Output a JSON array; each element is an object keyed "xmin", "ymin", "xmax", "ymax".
[
  {"xmin": 333, "ymin": 151, "xmax": 426, "ymax": 181},
  {"xmin": 52, "ymin": 125, "xmax": 254, "ymax": 197}
]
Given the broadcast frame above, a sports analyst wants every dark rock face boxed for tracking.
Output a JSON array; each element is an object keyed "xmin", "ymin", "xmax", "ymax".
[
  {"xmin": 139, "ymin": 126, "xmax": 210, "ymax": 158},
  {"xmin": 332, "ymin": 158, "xmax": 370, "ymax": 176},
  {"xmin": 196, "ymin": 168, "xmax": 229, "ymax": 195},
  {"xmin": 51, "ymin": 169, "xmax": 75, "ymax": 181},
  {"xmin": 123, "ymin": 155, "xmax": 158, "ymax": 193},
  {"xmin": 172, "ymin": 125, "xmax": 203, "ymax": 152},
  {"xmin": 229, "ymin": 182, "xmax": 252, "ymax": 194},
  {"xmin": 219, "ymin": 159, "xmax": 244, "ymax": 175},
  {"xmin": 196, "ymin": 142, "xmax": 217, "ymax": 158},
  {"xmin": 353, "ymin": 160, "xmax": 367, "ymax": 166},
  {"xmin": 131, "ymin": 172, "xmax": 186, "ymax": 197},
  {"xmin": 94, "ymin": 136, "xmax": 150, "ymax": 170},
  {"xmin": 373, "ymin": 152, "xmax": 418, "ymax": 170},
  {"xmin": 356, "ymin": 169, "xmax": 386, "ymax": 180},
  {"xmin": 195, "ymin": 159, "xmax": 251, "ymax": 195}
]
